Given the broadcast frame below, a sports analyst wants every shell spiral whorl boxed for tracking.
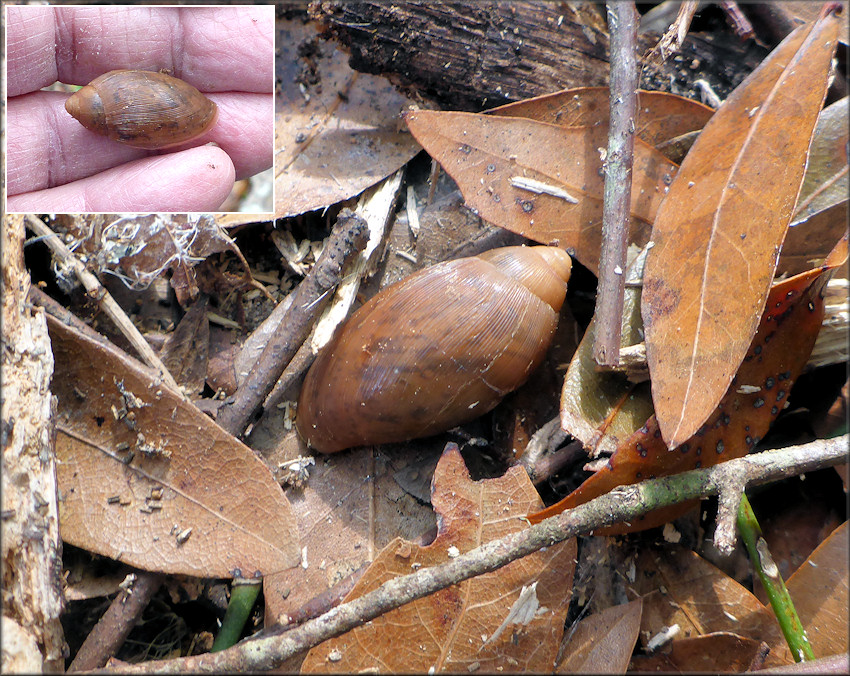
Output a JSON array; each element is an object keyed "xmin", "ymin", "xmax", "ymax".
[{"xmin": 296, "ymin": 246, "xmax": 572, "ymax": 453}]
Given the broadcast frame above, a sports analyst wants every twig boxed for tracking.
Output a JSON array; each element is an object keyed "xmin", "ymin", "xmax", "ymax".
[
  {"xmin": 737, "ymin": 495, "xmax": 815, "ymax": 662},
  {"xmin": 518, "ymin": 417, "xmax": 578, "ymax": 483},
  {"xmin": 594, "ymin": 1, "xmax": 639, "ymax": 368},
  {"xmin": 68, "ymin": 572, "xmax": 165, "ymax": 672},
  {"xmin": 95, "ymin": 435, "xmax": 848, "ymax": 673},
  {"xmin": 262, "ymin": 168, "xmax": 403, "ymax": 415},
  {"xmin": 24, "ymin": 216, "xmax": 182, "ymax": 393},
  {"xmin": 643, "ymin": 0, "xmax": 699, "ymax": 65},
  {"xmin": 718, "ymin": 1, "xmax": 755, "ymax": 40},
  {"xmin": 215, "ymin": 211, "xmax": 368, "ymax": 436}
]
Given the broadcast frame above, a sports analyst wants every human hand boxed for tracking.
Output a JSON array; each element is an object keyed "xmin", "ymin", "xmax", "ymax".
[{"xmin": 6, "ymin": 5, "xmax": 274, "ymax": 213}]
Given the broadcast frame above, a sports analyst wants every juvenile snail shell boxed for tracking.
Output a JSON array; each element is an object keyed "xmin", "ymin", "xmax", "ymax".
[
  {"xmin": 297, "ymin": 246, "xmax": 572, "ymax": 453},
  {"xmin": 64, "ymin": 70, "xmax": 218, "ymax": 149}
]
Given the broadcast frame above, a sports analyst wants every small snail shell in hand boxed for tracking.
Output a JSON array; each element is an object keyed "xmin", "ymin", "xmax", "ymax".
[
  {"xmin": 64, "ymin": 70, "xmax": 218, "ymax": 149},
  {"xmin": 297, "ymin": 246, "xmax": 572, "ymax": 453}
]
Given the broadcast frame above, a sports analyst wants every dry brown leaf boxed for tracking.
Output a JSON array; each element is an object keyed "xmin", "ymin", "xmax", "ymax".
[
  {"xmin": 275, "ymin": 18, "xmax": 420, "ymax": 217},
  {"xmin": 559, "ymin": 247, "xmax": 654, "ymax": 457},
  {"xmin": 489, "ymin": 86, "xmax": 714, "ymax": 153},
  {"xmin": 254, "ymin": 431, "xmax": 438, "ymax": 631},
  {"xmin": 641, "ymin": 9, "xmax": 841, "ymax": 448},
  {"xmin": 533, "ymin": 238, "xmax": 844, "ymax": 529},
  {"xmin": 634, "ymin": 530, "xmax": 849, "ymax": 671},
  {"xmin": 629, "ymin": 632, "xmax": 768, "ymax": 672},
  {"xmin": 300, "ymin": 446, "xmax": 577, "ymax": 673},
  {"xmin": 556, "ymin": 598, "xmax": 642, "ymax": 674},
  {"xmin": 49, "ymin": 316, "xmax": 300, "ymax": 578},
  {"xmin": 781, "ymin": 201, "xmax": 849, "ymax": 276},
  {"xmin": 793, "ymin": 97, "xmax": 849, "ymax": 224},
  {"xmin": 405, "ymin": 110, "xmax": 677, "ymax": 274},
  {"xmin": 634, "ymin": 547, "xmax": 787, "ymax": 666},
  {"xmin": 159, "ymin": 296, "xmax": 209, "ymax": 395}
]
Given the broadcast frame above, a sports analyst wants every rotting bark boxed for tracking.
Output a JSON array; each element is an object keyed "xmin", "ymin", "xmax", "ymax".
[
  {"xmin": 309, "ymin": 0, "xmax": 767, "ymax": 110},
  {"xmin": 1, "ymin": 215, "xmax": 66, "ymax": 672}
]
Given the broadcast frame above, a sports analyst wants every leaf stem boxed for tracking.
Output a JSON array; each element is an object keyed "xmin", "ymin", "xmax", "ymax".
[
  {"xmin": 736, "ymin": 494, "xmax": 815, "ymax": 662},
  {"xmin": 212, "ymin": 580, "xmax": 262, "ymax": 653}
]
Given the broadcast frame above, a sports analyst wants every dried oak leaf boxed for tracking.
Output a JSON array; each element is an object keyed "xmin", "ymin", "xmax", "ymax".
[
  {"xmin": 301, "ymin": 446, "xmax": 576, "ymax": 674},
  {"xmin": 556, "ymin": 598, "xmax": 643, "ymax": 674},
  {"xmin": 49, "ymin": 315, "xmax": 300, "ymax": 578}
]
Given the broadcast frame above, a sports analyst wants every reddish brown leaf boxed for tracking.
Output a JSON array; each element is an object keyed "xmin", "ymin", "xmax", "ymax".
[
  {"xmin": 301, "ymin": 446, "xmax": 576, "ymax": 673},
  {"xmin": 529, "ymin": 236, "xmax": 846, "ymax": 530},
  {"xmin": 556, "ymin": 598, "xmax": 642, "ymax": 674},
  {"xmin": 49, "ymin": 316, "xmax": 300, "ymax": 578},
  {"xmin": 489, "ymin": 86, "xmax": 714, "ymax": 152},
  {"xmin": 404, "ymin": 110, "xmax": 678, "ymax": 274},
  {"xmin": 641, "ymin": 9, "xmax": 841, "ymax": 447},
  {"xmin": 629, "ymin": 632, "xmax": 769, "ymax": 673}
]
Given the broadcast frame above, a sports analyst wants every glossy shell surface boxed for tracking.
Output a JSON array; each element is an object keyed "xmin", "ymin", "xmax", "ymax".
[
  {"xmin": 297, "ymin": 246, "xmax": 572, "ymax": 453},
  {"xmin": 64, "ymin": 70, "xmax": 218, "ymax": 149}
]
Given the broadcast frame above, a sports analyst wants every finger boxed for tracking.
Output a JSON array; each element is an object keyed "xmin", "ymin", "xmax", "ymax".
[
  {"xmin": 8, "ymin": 91, "xmax": 269, "ymax": 194},
  {"xmin": 7, "ymin": 6, "xmax": 61, "ymax": 96},
  {"xmin": 7, "ymin": 146, "xmax": 236, "ymax": 213},
  {"xmin": 7, "ymin": 5, "xmax": 273, "ymax": 96}
]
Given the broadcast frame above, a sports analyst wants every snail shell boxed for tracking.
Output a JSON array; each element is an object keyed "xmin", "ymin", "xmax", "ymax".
[
  {"xmin": 64, "ymin": 70, "xmax": 218, "ymax": 149},
  {"xmin": 297, "ymin": 246, "xmax": 572, "ymax": 453}
]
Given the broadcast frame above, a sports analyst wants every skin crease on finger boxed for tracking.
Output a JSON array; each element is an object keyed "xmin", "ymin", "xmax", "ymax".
[
  {"xmin": 6, "ymin": 147, "xmax": 236, "ymax": 213},
  {"xmin": 7, "ymin": 91, "xmax": 268, "ymax": 198}
]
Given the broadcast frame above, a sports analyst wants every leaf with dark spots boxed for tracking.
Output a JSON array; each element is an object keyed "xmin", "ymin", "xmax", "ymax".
[
  {"xmin": 529, "ymin": 236, "xmax": 847, "ymax": 531},
  {"xmin": 404, "ymin": 110, "xmax": 678, "ymax": 275},
  {"xmin": 641, "ymin": 9, "xmax": 841, "ymax": 449},
  {"xmin": 488, "ymin": 86, "xmax": 714, "ymax": 159}
]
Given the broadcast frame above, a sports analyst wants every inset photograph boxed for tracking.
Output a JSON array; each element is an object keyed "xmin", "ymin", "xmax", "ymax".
[{"xmin": 6, "ymin": 4, "xmax": 274, "ymax": 213}]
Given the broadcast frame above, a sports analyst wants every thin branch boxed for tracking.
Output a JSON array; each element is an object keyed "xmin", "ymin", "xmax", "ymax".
[
  {"xmin": 96, "ymin": 436, "xmax": 848, "ymax": 674},
  {"xmin": 68, "ymin": 572, "xmax": 165, "ymax": 672},
  {"xmin": 25, "ymin": 216, "xmax": 182, "ymax": 393},
  {"xmin": 215, "ymin": 211, "xmax": 368, "ymax": 436},
  {"xmin": 643, "ymin": 0, "xmax": 699, "ymax": 66},
  {"xmin": 594, "ymin": 1, "xmax": 640, "ymax": 367}
]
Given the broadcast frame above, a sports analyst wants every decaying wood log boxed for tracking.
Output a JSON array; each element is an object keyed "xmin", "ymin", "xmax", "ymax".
[
  {"xmin": 309, "ymin": 0, "xmax": 768, "ymax": 111},
  {"xmin": 1, "ymin": 215, "xmax": 66, "ymax": 671}
]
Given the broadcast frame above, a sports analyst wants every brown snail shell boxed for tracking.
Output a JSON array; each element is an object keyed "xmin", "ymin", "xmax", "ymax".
[
  {"xmin": 64, "ymin": 70, "xmax": 218, "ymax": 149},
  {"xmin": 296, "ymin": 246, "xmax": 572, "ymax": 453}
]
